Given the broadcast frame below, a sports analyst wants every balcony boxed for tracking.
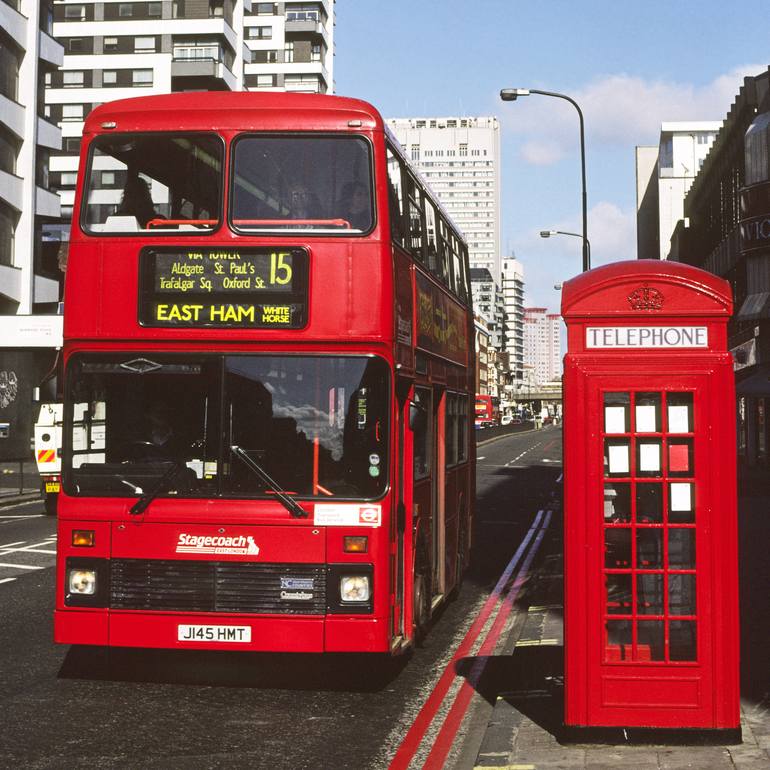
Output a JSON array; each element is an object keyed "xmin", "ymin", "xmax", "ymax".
[
  {"xmin": 0, "ymin": 0, "xmax": 25, "ymax": 42},
  {"xmin": 285, "ymin": 17, "xmax": 324, "ymax": 35},
  {"xmin": 0, "ymin": 92, "xmax": 25, "ymax": 138},
  {"xmin": 37, "ymin": 116, "xmax": 61, "ymax": 150},
  {"xmin": 39, "ymin": 29, "xmax": 64, "ymax": 67},
  {"xmin": 36, "ymin": 186, "xmax": 61, "ymax": 218},
  {"xmin": 172, "ymin": 47, "xmax": 236, "ymax": 90},
  {"xmin": 0, "ymin": 169, "xmax": 23, "ymax": 211}
]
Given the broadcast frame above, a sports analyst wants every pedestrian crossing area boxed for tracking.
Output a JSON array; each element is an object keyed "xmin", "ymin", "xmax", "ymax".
[{"xmin": 0, "ymin": 532, "xmax": 57, "ymax": 585}]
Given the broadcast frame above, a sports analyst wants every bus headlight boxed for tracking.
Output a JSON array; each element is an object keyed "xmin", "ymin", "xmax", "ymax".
[
  {"xmin": 340, "ymin": 575, "xmax": 370, "ymax": 603},
  {"xmin": 68, "ymin": 568, "xmax": 97, "ymax": 595}
]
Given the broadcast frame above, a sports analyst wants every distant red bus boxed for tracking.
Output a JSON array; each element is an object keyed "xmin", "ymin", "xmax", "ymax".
[
  {"xmin": 474, "ymin": 394, "xmax": 499, "ymax": 428},
  {"xmin": 56, "ymin": 92, "xmax": 475, "ymax": 654}
]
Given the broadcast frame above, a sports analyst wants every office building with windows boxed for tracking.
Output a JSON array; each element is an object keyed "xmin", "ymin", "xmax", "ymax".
[
  {"xmin": 0, "ymin": 0, "xmax": 64, "ymax": 459},
  {"xmin": 501, "ymin": 256, "xmax": 525, "ymax": 384},
  {"xmin": 45, "ymin": 0, "xmax": 335, "ymax": 231},
  {"xmin": 386, "ymin": 116, "xmax": 502, "ymax": 281},
  {"xmin": 636, "ymin": 121, "xmax": 720, "ymax": 260},
  {"xmin": 523, "ymin": 307, "xmax": 561, "ymax": 386}
]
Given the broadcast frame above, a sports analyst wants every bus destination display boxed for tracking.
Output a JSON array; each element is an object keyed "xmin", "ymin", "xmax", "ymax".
[{"xmin": 139, "ymin": 247, "xmax": 308, "ymax": 328}]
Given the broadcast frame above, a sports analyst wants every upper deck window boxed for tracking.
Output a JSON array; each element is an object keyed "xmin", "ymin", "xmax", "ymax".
[
  {"xmin": 231, "ymin": 134, "xmax": 373, "ymax": 235},
  {"xmin": 82, "ymin": 133, "xmax": 223, "ymax": 235}
]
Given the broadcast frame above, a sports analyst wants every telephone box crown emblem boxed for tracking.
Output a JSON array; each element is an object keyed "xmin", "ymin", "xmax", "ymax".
[{"xmin": 628, "ymin": 285, "xmax": 664, "ymax": 311}]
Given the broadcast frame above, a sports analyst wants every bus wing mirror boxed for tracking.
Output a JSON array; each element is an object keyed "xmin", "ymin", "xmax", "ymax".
[{"xmin": 408, "ymin": 401, "xmax": 427, "ymax": 432}]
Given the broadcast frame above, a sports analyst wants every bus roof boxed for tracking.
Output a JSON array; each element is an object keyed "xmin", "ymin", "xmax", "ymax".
[{"xmin": 84, "ymin": 92, "xmax": 384, "ymax": 135}]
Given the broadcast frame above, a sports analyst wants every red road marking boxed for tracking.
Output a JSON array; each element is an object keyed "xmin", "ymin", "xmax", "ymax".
[
  {"xmin": 423, "ymin": 511, "xmax": 552, "ymax": 768},
  {"xmin": 541, "ymin": 438, "xmax": 560, "ymax": 452},
  {"xmin": 388, "ymin": 510, "xmax": 549, "ymax": 770}
]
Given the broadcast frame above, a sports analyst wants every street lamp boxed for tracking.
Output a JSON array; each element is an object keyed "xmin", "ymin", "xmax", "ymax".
[
  {"xmin": 500, "ymin": 88, "xmax": 590, "ymax": 272},
  {"xmin": 540, "ymin": 229, "xmax": 591, "ymax": 267}
]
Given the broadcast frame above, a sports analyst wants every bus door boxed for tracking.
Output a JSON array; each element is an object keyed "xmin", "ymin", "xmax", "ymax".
[
  {"xmin": 392, "ymin": 377, "xmax": 412, "ymax": 642},
  {"xmin": 432, "ymin": 386, "xmax": 446, "ymax": 598}
]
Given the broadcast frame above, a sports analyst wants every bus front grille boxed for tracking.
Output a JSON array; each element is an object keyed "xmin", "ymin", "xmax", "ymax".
[{"xmin": 110, "ymin": 559, "xmax": 327, "ymax": 614}]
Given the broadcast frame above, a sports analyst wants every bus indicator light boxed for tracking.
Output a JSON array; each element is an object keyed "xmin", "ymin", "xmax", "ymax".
[
  {"xmin": 343, "ymin": 536, "xmax": 368, "ymax": 553},
  {"xmin": 72, "ymin": 530, "xmax": 95, "ymax": 547}
]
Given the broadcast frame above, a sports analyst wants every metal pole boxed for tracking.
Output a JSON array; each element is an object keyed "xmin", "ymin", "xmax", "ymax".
[{"xmin": 528, "ymin": 89, "xmax": 590, "ymax": 272}]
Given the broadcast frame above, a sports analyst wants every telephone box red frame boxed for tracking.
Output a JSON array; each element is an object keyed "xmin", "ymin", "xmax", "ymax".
[{"xmin": 561, "ymin": 260, "xmax": 740, "ymax": 732}]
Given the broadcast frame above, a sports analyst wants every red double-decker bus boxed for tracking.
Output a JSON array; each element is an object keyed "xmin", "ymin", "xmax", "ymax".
[{"xmin": 56, "ymin": 92, "xmax": 475, "ymax": 654}]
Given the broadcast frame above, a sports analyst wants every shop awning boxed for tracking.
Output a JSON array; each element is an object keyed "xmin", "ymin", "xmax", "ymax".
[{"xmin": 736, "ymin": 292, "xmax": 770, "ymax": 321}]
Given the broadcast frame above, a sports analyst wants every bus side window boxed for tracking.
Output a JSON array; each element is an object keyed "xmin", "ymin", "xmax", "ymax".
[
  {"xmin": 406, "ymin": 174, "xmax": 425, "ymax": 263},
  {"xmin": 424, "ymin": 200, "xmax": 441, "ymax": 278},
  {"xmin": 386, "ymin": 146, "xmax": 407, "ymax": 247}
]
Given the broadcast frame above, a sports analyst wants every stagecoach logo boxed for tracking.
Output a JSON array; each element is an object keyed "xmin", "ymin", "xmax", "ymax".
[
  {"xmin": 627, "ymin": 285, "xmax": 664, "ymax": 311},
  {"xmin": 176, "ymin": 533, "xmax": 260, "ymax": 556}
]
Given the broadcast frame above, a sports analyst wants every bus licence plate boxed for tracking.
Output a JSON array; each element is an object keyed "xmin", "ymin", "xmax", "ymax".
[
  {"xmin": 45, "ymin": 481, "xmax": 60, "ymax": 493},
  {"xmin": 177, "ymin": 624, "xmax": 251, "ymax": 643}
]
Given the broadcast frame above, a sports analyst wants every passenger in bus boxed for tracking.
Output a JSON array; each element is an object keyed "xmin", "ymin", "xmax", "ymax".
[
  {"xmin": 287, "ymin": 182, "xmax": 323, "ymax": 222},
  {"xmin": 338, "ymin": 181, "xmax": 371, "ymax": 230},
  {"xmin": 116, "ymin": 176, "xmax": 161, "ymax": 228}
]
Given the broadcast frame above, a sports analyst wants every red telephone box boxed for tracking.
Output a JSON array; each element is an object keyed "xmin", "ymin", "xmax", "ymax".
[{"xmin": 561, "ymin": 260, "xmax": 740, "ymax": 733}]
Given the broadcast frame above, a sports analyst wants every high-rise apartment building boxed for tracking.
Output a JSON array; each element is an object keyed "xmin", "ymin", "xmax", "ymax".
[
  {"xmin": 636, "ymin": 122, "xmax": 720, "ymax": 260},
  {"xmin": 46, "ymin": 0, "xmax": 335, "ymax": 228},
  {"xmin": 501, "ymin": 256, "xmax": 524, "ymax": 383},
  {"xmin": 470, "ymin": 267, "xmax": 505, "ymax": 352},
  {"xmin": 523, "ymin": 307, "xmax": 561, "ymax": 386},
  {"xmin": 386, "ymin": 116, "xmax": 502, "ymax": 281},
  {"xmin": 0, "ymin": 0, "xmax": 64, "ymax": 459},
  {"xmin": 1, "ymin": 0, "xmax": 63, "ymax": 314}
]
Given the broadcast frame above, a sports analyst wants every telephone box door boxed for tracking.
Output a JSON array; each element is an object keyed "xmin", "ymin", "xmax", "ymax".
[{"xmin": 585, "ymin": 374, "xmax": 714, "ymax": 727}]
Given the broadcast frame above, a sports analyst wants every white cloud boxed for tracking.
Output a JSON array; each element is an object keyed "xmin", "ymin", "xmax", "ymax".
[
  {"xmin": 505, "ymin": 64, "xmax": 765, "ymax": 165},
  {"xmin": 517, "ymin": 201, "xmax": 637, "ymax": 309}
]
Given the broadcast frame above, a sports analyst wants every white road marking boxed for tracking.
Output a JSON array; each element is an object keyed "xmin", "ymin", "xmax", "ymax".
[
  {"xmin": 0, "ymin": 562, "xmax": 43, "ymax": 570},
  {"xmin": 0, "ymin": 577, "xmax": 16, "ymax": 584},
  {"xmin": 0, "ymin": 541, "xmax": 26, "ymax": 549}
]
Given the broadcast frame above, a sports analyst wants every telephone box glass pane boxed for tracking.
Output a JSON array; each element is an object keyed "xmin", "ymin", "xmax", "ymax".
[
  {"xmin": 604, "ymin": 393, "xmax": 630, "ymax": 433},
  {"xmin": 636, "ymin": 439, "xmax": 662, "ymax": 476},
  {"xmin": 605, "ymin": 529, "xmax": 631, "ymax": 568},
  {"xmin": 636, "ymin": 483, "xmax": 663, "ymax": 523},
  {"xmin": 668, "ymin": 439, "xmax": 694, "ymax": 477},
  {"xmin": 669, "ymin": 482, "xmax": 694, "ymax": 522},
  {"xmin": 670, "ymin": 620, "xmax": 697, "ymax": 661},
  {"xmin": 637, "ymin": 573, "xmax": 663, "ymax": 614},
  {"xmin": 669, "ymin": 528, "xmax": 696, "ymax": 569},
  {"xmin": 635, "ymin": 392, "xmax": 661, "ymax": 433},
  {"xmin": 637, "ymin": 620, "xmax": 665, "ymax": 661},
  {"xmin": 604, "ymin": 483, "xmax": 631, "ymax": 522},
  {"xmin": 606, "ymin": 574, "xmax": 632, "ymax": 615},
  {"xmin": 669, "ymin": 574, "xmax": 696, "ymax": 616},
  {"xmin": 667, "ymin": 393, "xmax": 693, "ymax": 433},
  {"xmin": 637, "ymin": 529, "xmax": 663, "ymax": 569},
  {"xmin": 606, "ymin": 620, "xmax": 632, "ymax": 661},
  {"xmin": 604, "ymin": 439, "xmax": 630, "ymax": 476}
]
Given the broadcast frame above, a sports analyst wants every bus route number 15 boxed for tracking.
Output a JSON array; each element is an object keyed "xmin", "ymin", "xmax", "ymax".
[{"xmin": 270, "ymin": 252, "xmax": 292, "ymax": 286}]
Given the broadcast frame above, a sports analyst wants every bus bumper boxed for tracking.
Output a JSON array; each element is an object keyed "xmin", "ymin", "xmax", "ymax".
[{"xmin": 54, "ymin": 610, "xmax": 389, "ymax": 653}]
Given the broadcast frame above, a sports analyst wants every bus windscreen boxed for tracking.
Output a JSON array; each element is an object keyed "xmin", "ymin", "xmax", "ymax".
[
  {"xmin": 65, "ymin": 354, "xmax": 389, "ymax": 502},
  {"xmin": 231, "ymin": 135, "xmax": 374, "ymax": 234},
  {"xmin": 82, "ymin": 133, "xmax": 223, "ymax": 234}
]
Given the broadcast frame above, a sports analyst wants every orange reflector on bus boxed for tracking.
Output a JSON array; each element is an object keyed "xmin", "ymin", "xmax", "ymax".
[
  {"xmin": 343, "ymin": 536, "xmax": 368, "ymax": 553},
  {"xmin": 72, "ymin": 530, "xmax": 95, "ymax": 547}
]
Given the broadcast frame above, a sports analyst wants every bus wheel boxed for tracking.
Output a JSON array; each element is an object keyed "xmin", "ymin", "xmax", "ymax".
[
  {"xmin": 44, "ymin": 493, "xmax": 58, "ymax": 517},
  {"xmin": 412, "ymin": 571, "xmax": 430, "ymax": 644}
]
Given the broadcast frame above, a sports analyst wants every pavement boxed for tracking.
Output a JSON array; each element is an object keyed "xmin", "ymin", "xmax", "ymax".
[{"xmin": 472, "ymin": 463, "xmax": 770, "ymax": 770}]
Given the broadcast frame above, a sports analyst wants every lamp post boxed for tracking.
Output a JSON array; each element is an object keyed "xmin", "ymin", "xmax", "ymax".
[
  {"xmin": 500, "ymin": 88, "xmax": 590, "ymax": 272},
  {"xmin": 540, "ymin": 229, "xmax": 591, "ymax": 267}
]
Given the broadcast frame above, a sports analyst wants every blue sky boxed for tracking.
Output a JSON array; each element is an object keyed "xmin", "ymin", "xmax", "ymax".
[{"xmin": 334, "ymin": 0, "xmax": 768, "ymax": 311}]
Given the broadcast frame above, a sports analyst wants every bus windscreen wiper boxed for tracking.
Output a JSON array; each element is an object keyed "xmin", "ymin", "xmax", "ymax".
[
  {"xmin": 231, "ymin": 445, "xmax": 308, "ymax": 519},
  {"xmin": 129, "ymin": 460, "xmax": 186, "ymax": 516}
]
